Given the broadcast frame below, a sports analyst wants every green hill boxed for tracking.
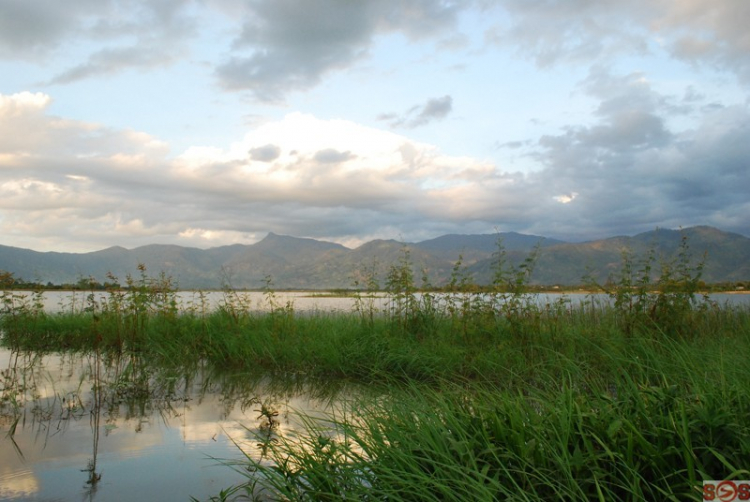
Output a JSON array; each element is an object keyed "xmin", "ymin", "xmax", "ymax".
[{"xmin": 1, "ymin": 226, "xmax": 748, "ymax": 289}]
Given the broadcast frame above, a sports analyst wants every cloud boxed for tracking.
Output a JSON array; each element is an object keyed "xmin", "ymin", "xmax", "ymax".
[
  {"xmin": 248, "ymin": 144, "xmax": 281, "ymax": 162},
  {"xmin": 486, "ymin": 0, "xmax": 652, "ymax": 67},
  {"xmin": 2, "ymin": 0, "xmax": 465, "ymax": 92},
  {"xmin": 0, "ymin": 91, "xmax": 167, "ymax": 160},
  {"xmin": 0, "ymin": 0, "xmax": 103, "ymax": 58},
  {"xmin": 215, "ymin": 0, "xmax": 466, "ymax": 100},
  {"xmin": 0, "ymin": 0, "xmax": 196, "ymax": 82},
  {"xmin": 313, "ymin": 149, "xmax": 356, "ymax": 164},
  {"xmin": 2, "ymin": 86, "xmax": 749, "ymax": 252},
  {"xmin": 0, "ymin": 94, "xmax": 492, "ymax": 250},
  {"xmin": 496, "ymin": 140, "xmax": 528, "ymax": 150},
  {"xmin": 215, "ymin": 1, "xmax": 374, "ymax": 100},
  {"xmin": 47, "ymin": 46, "xmax": 178, "ymax": 85},
  {"xmin": 5, "ymin": 0, "xmax": 749, "ymax": 103},
  {"xmin": 378, "ymin": 95, "xmax": 453, "ymax": 129},
  {"xmin": 522, "ymin": 70, "xmax": 750, "ymax": 239},
  {"xmin": 0, "ymin": 91, "xmax": 174, "ymax": 249},
  {"xmin": 655, "ymin": 0, "xmax": 750, "ymax": 83},
  {"xmin": 488, "ymin": 0, "xmax": 750, "ymax": 84}
]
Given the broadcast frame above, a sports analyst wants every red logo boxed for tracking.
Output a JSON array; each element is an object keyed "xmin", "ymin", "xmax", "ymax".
[{"xmin": 704, "ymin": 480, "xmax": 750, "ymax": 501}]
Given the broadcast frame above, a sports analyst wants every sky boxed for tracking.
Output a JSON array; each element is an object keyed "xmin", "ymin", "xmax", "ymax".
[{"xmin": 1, "ymin": 0, "xmax": 749, "ymax": 253}]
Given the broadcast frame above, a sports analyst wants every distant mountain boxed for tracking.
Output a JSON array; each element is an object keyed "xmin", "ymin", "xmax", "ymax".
[
  {"xmin": 529, "ymin": 226, "xmax": 750, "ymax": 285},
  {"xmin": 0, "ymin": 226, "xmax": 748, "ymax": 289},
  {"xmin": 217, "ymin": 232, "xmax": 349, "ymax": 289},
  {"xmin": 413, "ymin": 232, "xmax": 563, "ymax": 263}
]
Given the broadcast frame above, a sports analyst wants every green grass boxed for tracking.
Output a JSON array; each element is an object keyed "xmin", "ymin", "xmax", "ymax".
[
  {"xmin": 2, "ymin": 292, "xmax": 748, "ymax": 385},
  {"xmin": 230, "ymin": 371, "xmax": 749, "ymax": 501},
  {"xmin": 3, "ymin": 292, "xmax": 749, "ymax": 501},
  {"xmin": 2, "ymin": 245, "xmax": 749, "ymax": 501},
  {"xmin": 211, "ymin": 308, "xmax": 750, "ymax": 501}
]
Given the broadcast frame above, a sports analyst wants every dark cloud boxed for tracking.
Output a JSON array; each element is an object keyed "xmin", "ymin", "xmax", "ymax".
[
  {"xmin": 495, "ymin": 140, "xmax": 528, "ymax": 149},
  {"xmin": 554, "ymin": 111, "xmax": 671, "ymax": 154},
  {"xmin": 379, "ymin": 95, "xmax": 453, "ymax": 128},
  {"xmin": 216, "ymin": 1, "xmax": 373, "ymax": 100},
  {"xmin": 524, "ymin": 71, "xmax": 750, "ymax": 241},
  {"xmin": 249, "ymin": 144, "xmax": 281, "ymax": 162},
  {"xmin": 215, "ymin": 0, "xmax": 466, "ymax": 100},
  {"xmin": 487, "ymin": 1, "xmax": 750, "ymax": 84},
  {"xmin": 486, "ymin": 0, "xmax": 650, "ymax": 67},
  {"xmin": 313, "ymin": 149, "xmax": 356, "ymax": 164},
  {"xmin": 574, "ymin": 69, "xmax": 679, "ymax": 151},
  {"xmin": 1, "ymin": 0, "xmax": 196, "ymax": 81},
  {"xmin": 5, "ymin": 0, "xmax": 749, "ymax": 104},
  {"xmin": 417, "ymin": 95, "xmax": 453, "ymax": 123},
  {"xmin": 47, "ymin": 46, "xmax": 178, "ymax": 84},
  {"xmin": 0, "ymin": 0, "xmax": 102, "ymax": 57}
]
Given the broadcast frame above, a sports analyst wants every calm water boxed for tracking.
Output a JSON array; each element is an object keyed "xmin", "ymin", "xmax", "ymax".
[
  {"xmin": 0, "ymin": 348, "xmax": 352, "ymax": 501},
  {"xmin": 10, "ymin": 290, "xmax": 750, "ymax": 315},
  {"xmin": 18, "ymin": 290, "xmax": 389, "ymax": 315}
]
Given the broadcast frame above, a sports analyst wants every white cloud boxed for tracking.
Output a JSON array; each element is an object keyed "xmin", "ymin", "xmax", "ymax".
[
  {"xmin": 0, "ymin": 97, "xmax": 509, "ymax": 250},
  {"xmin": 0, "ymin": 91, "xmax": 51, "ymax": 110},
  {"xmin": 174, "ymin": 112, "xmax": 487, "ymax": 210},
  {"xmin": 554, "ymin": 192, "xmax": 578, "ymax": 204}
]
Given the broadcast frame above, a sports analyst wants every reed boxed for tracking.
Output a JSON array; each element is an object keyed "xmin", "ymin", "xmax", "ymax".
[
  {"xmin": 1, "ymin": 287, "xmax": 749, "ymax": 384},
  {"xmin": 1, "ymin": 246, "xmax": 749, "ymax": 501},
  {"xmin": 228, "ymin": 345, "xmax": 750, "ymax": 501}
]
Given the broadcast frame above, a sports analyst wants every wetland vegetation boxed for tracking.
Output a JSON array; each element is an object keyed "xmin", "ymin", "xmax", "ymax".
[{"xmin": 2, "ymin": 240, "xmax": 749, "ymax": 500}]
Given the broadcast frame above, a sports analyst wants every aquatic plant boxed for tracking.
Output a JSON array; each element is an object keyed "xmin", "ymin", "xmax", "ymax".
[
  {"xmin": 587, "ymin": 233, "xmax": 710, "ymax": 338},
  {"xmin": 226, "ymin": 358, "xmax": 750, "ymax": 501},
  {"xmin": 0, "ymin": 243, "xmax": 748, "ymax": 501}
]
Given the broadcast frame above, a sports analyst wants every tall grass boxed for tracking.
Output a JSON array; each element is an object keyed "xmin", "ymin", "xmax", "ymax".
[
  {"xmin": 1, "ymin": 244, "xmax": 749, "ymax": 501},
  {"xmin": 1, "ymin": 253, "xmax": 749, "ymax": 383},
  {"xmin": 221, "ymin": 306, "xmax": 750, "ymax": 500},
  {"xmin": 233, "ymin": 368, "xmax": 749, "ymax": 501}
]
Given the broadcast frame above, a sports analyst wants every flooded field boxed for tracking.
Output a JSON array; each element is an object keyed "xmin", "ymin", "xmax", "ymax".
[{"xmin": 0, "ymin": 348, "xmax": 352, "ymax": 501}]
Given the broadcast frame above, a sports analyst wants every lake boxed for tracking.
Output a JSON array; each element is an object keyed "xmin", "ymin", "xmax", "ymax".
[
  {"xmin": 0, "ymin": 348, "xmax": 354, "ymax": 501},
  {"xmin": 9, "ymin": 290, "xmax": 750, "ymax": 316}
]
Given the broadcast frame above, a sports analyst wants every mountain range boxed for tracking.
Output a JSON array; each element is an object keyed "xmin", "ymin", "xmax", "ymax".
[{"xmin": 1, "ymin": 226, "xmax": 749, "ymax": 289}]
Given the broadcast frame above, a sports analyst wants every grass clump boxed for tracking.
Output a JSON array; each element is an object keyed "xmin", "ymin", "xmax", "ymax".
[{"xmin": 227, "ymin": 369, "xmax": 750, "ymax": 501}]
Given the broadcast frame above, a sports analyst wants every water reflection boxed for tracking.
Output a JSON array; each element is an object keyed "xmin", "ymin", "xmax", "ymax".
[
  {"xmin": 18, "ymin": 290, "xmax": 750, "ymax": 316},
  {"xmin": 29, "ymin": 290, "xmax": 391, "ymax": 315},
  {"xmin": 0, "ymin": 348, "xmax": 352, "ymax": 501}
]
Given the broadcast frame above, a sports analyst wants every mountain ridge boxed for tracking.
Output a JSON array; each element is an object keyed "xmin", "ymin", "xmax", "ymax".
[{"xmin": 1, "ymin": 226, "xmax": 748, "ymax": 289}]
